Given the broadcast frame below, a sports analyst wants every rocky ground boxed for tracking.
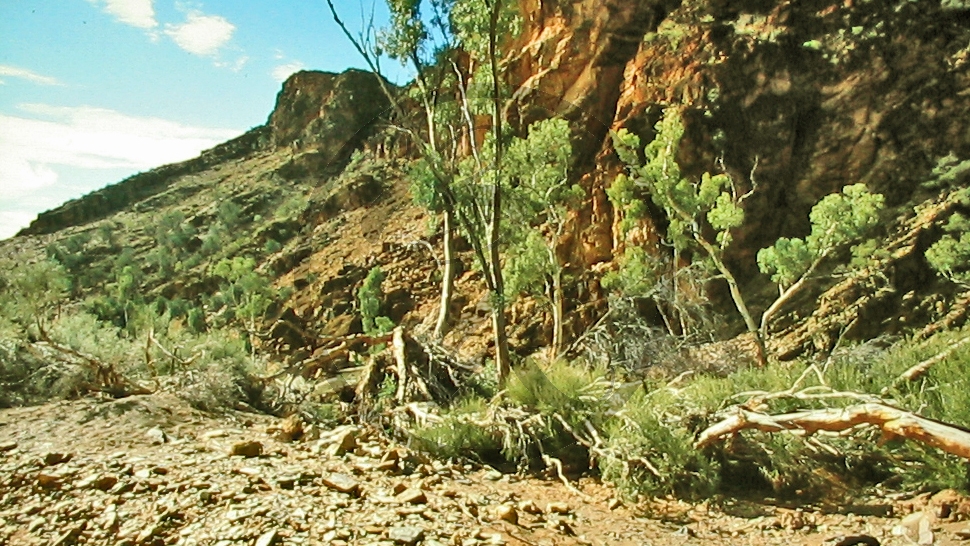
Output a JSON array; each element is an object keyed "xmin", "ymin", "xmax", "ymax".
[{"xmin": 1, "ymin": 393, "xmax": 969, "ymax": 546}]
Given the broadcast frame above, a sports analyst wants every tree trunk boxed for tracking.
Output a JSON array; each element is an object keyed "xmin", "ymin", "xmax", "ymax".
[
  {"xmin": 703, "ymin": 244, "xmax": 767, "ymax": 365},
  {"xmin": 487, "ymin": 0, "xmax": 511, "ymax": 387},
  {"xmin": 434, "ymin": 208, "xmax": 457, "ymax": 340},
  {"xmin": 551, "ymin": 268, "xmax": 564, "ymax": 360}
]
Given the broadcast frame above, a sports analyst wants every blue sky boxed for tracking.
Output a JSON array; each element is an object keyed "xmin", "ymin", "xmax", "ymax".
[{"xmin": 0, "ymin": 0, "xmax": 409, "ymax": 239}]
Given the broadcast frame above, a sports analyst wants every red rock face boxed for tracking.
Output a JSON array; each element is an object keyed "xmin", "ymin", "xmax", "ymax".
[{"xmin": 500, "ymin": 0, "xmax": 970, "ymax": 351}]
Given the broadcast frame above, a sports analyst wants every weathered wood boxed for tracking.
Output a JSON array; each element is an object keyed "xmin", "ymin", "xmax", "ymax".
[
  {"xmin": 895, "ymin": 336, "xmax": 970, "ymax": 384},
  {"xmin": 696, "ymin": 403, "xmax": 970, "ymax": 460}
]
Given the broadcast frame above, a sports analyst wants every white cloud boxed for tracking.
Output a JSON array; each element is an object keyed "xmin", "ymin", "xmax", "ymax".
[
  {"xmin": 0, "ymin": 211, "xmax": 42, "ymax": 241},
  {"xmin": 164, "ymin": 11, "xmax": 235, "ymax": 56},
  {"xmin": 272, "ymin": 61, "xmax": 306, "ymax": 82},
  {"xmin": 0, "ymin": 65, "xmax": 63, "ymax": 86},
  {"xmin": 87, "ymin": 0, "xmax": 158, "ymax": 29},
  {"xmin": 0, "ymin": 104, "xmax": 240, "ymax": 238},
  {"xmin": 217, "ymin": 55, "xmax": 249, "ymax": 72}
]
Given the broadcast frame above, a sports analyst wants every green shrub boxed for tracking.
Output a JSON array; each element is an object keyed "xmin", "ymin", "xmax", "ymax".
[
  {"xmin": 412, "ymin": 396, "xmax": 505, "ymax": 461},
  {"xmin": 357, "ymin": 266, "xmax": 394, "ymax": 335},
  {"xmin": 602, "ymin": 388, "xmax": 720, "ymax": 499}
]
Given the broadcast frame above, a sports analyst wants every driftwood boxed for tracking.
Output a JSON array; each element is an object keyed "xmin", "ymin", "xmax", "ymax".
[{"xmin": 695, "ymin": 402, "xmax": 970, "ymax": 460}]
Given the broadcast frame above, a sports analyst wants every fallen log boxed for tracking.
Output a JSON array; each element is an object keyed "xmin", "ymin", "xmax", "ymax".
[{"xmin": 695, "ymin": 402, "xmax": 970, "ymax": 460}]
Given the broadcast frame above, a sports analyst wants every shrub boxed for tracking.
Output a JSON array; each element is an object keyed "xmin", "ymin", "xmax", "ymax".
[
  {"xmin": 357, "ymin": 266, "xmax": 394, "ymax": 335},
  {"xmin": 602, "ymin": 388, "xmax": 720, "ymax": 499},
  {"xmin": 412, "ymin": 396, "xmax": 505, "ymax": 462}
]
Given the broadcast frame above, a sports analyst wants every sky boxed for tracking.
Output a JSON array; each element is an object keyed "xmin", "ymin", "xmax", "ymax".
[{"xmin": 0, "ymin": 0, "xmax": 410, "ymax": 240}]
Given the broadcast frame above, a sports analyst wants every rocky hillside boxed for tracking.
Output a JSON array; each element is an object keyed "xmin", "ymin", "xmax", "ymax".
[{"xmin": 5, "ymin": 0, "xmax": 970, "ymax": 366}]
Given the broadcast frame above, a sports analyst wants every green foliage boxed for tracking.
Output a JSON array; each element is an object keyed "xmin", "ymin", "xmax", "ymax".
[
  {"xmin": 0, "ymin": 258, "xmax": 72, "ymax": 340},
  {"xmin": 378, "ymin": 374, "xmax": 398, "ymax": 401},
  {"xmin": 602, "ymin": 388, "xmax": 720, "ymax": 499},
  {"xmin": 217, "ymin": 200, "xmax": 244, "ymax": 229},
  {"xmin": 413, "ymin": 396, "xmax": 505, "ymax": 461},
  {"xmin": 150, "ymin": 211, "xmax": 196, "ymax": 276},
  {"xmin": 210, "ymin": 257, "xmax": 278, "ymax": 332},
  {"xmin": 606, "ymin": 173, "xmax": 648, "ymax": 235},
  {"xmin": 927, "ymin": 200, "xmax": 970, "ymax": 286},
  {"xmin": 504, "ymin": 230, "xmax": 553, "ymax": 299},
  {"xmin": 378, "ymin": 0, "xmax": 426, "ymax": 62},
  {"xmin": 757, "ymin": 184, "xmax": 885, "ymax": 287},
  {"xmin": 503, "ymin": 119, "xmax": 579, "ymax": 309},
  {"xmin": 449, "ymin": 0, "xmax": 521, "ymax": 66},
  {"xmin": 612, "ymin": 109, "xmax": 743, "ymax": 252},
  {"xmin": 264, "ymin": 239, "xmax": 283, "ymax": 254},
  {"xmin": 357, "ymin": 266, "xmax": 394, "ymax": 335},
  {"xmin": 601, "ymin": 246, "xmax": 661, "ymax": 297}
]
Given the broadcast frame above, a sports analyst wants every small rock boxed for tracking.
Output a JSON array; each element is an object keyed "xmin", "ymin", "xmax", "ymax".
[
  {"xmin": 397, "ymin": 488, "xmax": 427, "ymax": 504},
  {"xmin": 135, "ymin": 523, "xmax": 159, "ymax": 543},
  {"xmin": 202, "ymin": 429, "xmax": 229, "ymax": 439},
  {"xmin": 51, "ymin": 524, "xmax": 84, "ymax": 546},
  {"xmin": 546, "ymin": 502, "xmax": 570, "ymax": 515},
  {"xmin": 483, "ymin": 469, "xmax": 503, "ymax": 481},
  {"xmin": 36, "ymin": 472, "xmax": 61, "ymax": 489},
  {"xmin": 27, "ymin": 517, "xmax": 45, "ymax": 532},
  {"xmin": 833, "ymin": 536, "xmax": 881, "ymax": 546},
  {"xmin": 321, "ymin": 473, "xmax": 360, "ymax": 494},
  {"xmin": 955, "ymin": 527, "xmax": 970, "ymax": 539},
  {"xmin": 278, "ymin": 415, "xmax": 304, "ymax": 442},
  {"xmin": 392, "ymin": 482, "xmax": 408, "ymax": 495},
  {"xmin": 894, "ymin": 511, "xmax": 934, "ymax": 545},
  {"xmin": 518, "ymin": 500, "xmax": 541, "ymax": 514},
  {"xmin": 276, "ymin": 475, "xmax": 299, "ymax": 490},
  {"xmin": 494, "ymin": 504, "xmax": 518, "ymax": 525},
  {"xmin": 146, "ymin": 427, "xmax": 167, "ymax": 444},
  {"xmin": 77, "ymin": 473, "xmax": 118, "ymax": 491},
  {"xmin": 255, "ymin": 529, "xmax": 280, "ymax": 546},
  {"xmin": 388, "ymin": 526, "xmax": 425, "ymax": 545},
  {"xmin": 230, "ymin": 440, "xmax": 263, "ymax": 458},
  {"xmin": 607, "ymin": 498, "xmax": 622, "ymax": 510},
  {"xmin": 329, "ymin": 426, "xmax": 359, "ymax": 456},
  {"xmin": 43, "ymin": 452, "xmax": 71, "ymax": 466},
  {"xmin": 0, "ymin": 441, "xmax": 17, "ymax": 453}
]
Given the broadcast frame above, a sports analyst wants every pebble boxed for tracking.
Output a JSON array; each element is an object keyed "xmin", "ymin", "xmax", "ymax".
[
  {"xmin": 495, "ymin": 504, "xmax": 518, "ymax": 525},
  {"xmin": 322, "ymin": 473, "xmax": 360, "ymax": 494},
  {"xmin": 546, "ymin": 502, "xmax": 570, "ymax": 515},
  {"xmin": 255, "ymin": 528, "xmax": 280, "ymax": 546},
  {"xmin": 388, "ymin": 525, "xmax": 425, "ymax": 545},
  {"xmin": 230, "ymin": 441, "xmax": 263, "ymax": 458},
  {"xmin": 397, "ymin": 488, "xmax": 428, "ymax": 504},
  {"xmin": 146, "ymin": 427, "xmax": 168, "ymax": 444},
  {"xmin": 43, "ymin": 452, "xmax": 71, "ymax": 466}
]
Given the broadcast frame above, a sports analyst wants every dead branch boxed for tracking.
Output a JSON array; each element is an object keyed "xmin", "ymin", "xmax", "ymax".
[
  {"xmin": 695, "ymin": 403, "xmax": 970, "ymax": 460},
  {"xmin": 257, "ymin": 332, "xmax": 393, "ymax": 383},
  {"xmin": 541, "ymin": 454, "xmax": 586, "ymax": 497},
  {"xmin": 885, "ymin": 336, "xmax": 970, "ymax": 391}
]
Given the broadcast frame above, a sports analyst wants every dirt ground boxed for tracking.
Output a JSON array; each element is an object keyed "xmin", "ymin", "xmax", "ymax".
[{"xmin": 1, "ymin": 393, "xmax": 968, "ymax": 546}]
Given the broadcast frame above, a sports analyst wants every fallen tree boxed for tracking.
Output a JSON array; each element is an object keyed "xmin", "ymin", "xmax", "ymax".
[{"xmin": 695, "ymin": 402, "xmax": 970, "ymax": 460}]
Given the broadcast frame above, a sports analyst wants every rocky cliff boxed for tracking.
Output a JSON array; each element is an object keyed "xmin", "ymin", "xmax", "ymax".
[{"xmin": 504, "ymin": 0, "xmax": 970, "ymax": 355}]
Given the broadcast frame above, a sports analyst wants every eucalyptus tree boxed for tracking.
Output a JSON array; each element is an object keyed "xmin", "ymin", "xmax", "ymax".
[
  {"xmin": 613, "ymin": 108, "xmax": 764, "ymax": 360},
  {"xmin": 504, "ymin": 118, "xmax": 581, "ymax": 358},
  {"xmin": 327, "ymin": 0, "xmax": 519, "ymax": 383}
]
